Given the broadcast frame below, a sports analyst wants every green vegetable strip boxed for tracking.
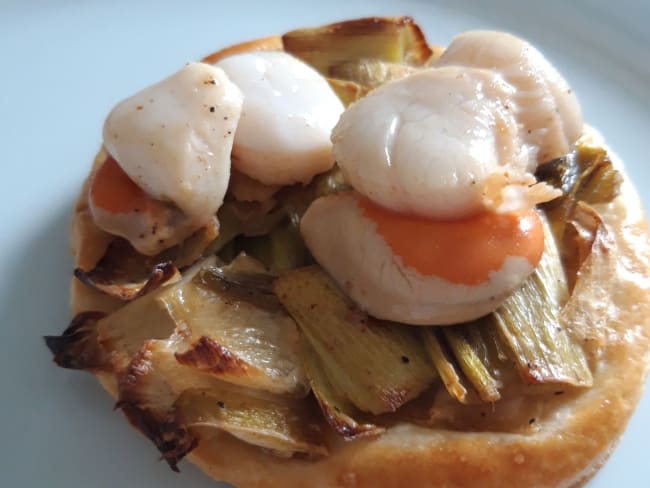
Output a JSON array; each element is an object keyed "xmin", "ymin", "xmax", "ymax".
[
  {"xmin": 422, "ymin": 329, "xmax": 469, "ymax": 403},
  {"xmin": 174, "ymin": 388, "xmax": 326, "ymax": 457},
  {"xmin": 489, "ymin": 216, "xmax": 593, "ymax": 387},
  {"xmin": 301, "ymin": 342, "xmax": 383, "ymax": 439},
  {"xmin": 442, "ymin": 327, "xmax": 501, "ymax": 403},
  {"xmin": 274, "ymin": 266, "xmax": 437, "ymax": 415}
]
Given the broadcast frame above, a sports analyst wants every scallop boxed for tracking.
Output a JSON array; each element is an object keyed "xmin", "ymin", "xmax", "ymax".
[
  {"xmin": 215, "ymin": 51, "xmax": 344, "ymax": 186},
  {"xmin": 95, "ymin": 62, "xmax": 243, "ymax": 254},
  {"xmin": 301, "ymin": 193, "xmax": 543, "ymax": 325},
  {"xmin": 332, "ymin": 65, "xmax": 529, "ymax": 220},
  {"xmin": 437, "ymin": 30, "xmax": 583, "ymax": 163}
]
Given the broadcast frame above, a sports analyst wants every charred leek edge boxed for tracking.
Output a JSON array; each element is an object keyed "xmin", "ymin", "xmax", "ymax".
[
  {"xmin": 45, "ymin": 311, "xmax": 109, "ymax": 371},
  {"xmin": 537, "ymin": 143, "xmax": 621, "ymax": 242},
  {"xmin": 158, "ymin": 255, "xmax": 307, "ymax": 396},
  {"xmin": 282, "ymin": 16, "xmax": 432, "ymax": 75},
  {"xmin": 174, "ymin": 388, "xmax": 327, "ymax": 458},
  {"xmin": 117, "ymin": 339, "xmax": 319, "ymax": 468},
  {"xmin": 573, "ymin": 146, "xmax": 622, "ymax": 205},
  {"xmin": 421, "ymin": 329, "xmax": 470, "ymax": 404},
  {"xmin": 489, "ymin": 215, "xmax": 593, "ymax": 387},
  {"xmin": 442, "ymin": 327, "xmax": 502, "ymax": 403},
  {"xmin": 97, "ymin": 257, "xmax": 216, "ymax": 371},
  {"xmin": 74, "ymin": 240, "xmax": 181, "ymax": 301},
  {"xmin": 274, "ymin": 266, "xmax": 437, "ymax": 415},
  {"xmin": 301, "ymin": 341, "xmax": 384, "ymax": 439},
  {"xmin": 73, "ymin": 219, "xmax": 220, "ymax": 301}
]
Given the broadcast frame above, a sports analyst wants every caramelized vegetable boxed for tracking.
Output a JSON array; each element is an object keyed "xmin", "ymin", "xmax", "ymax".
[
  {"xmin": 282, "ymin": 17, "xmax": 432, "ymax": 75},
  {"xmin": 560, "ymin": 201, "xmax": 610, "ymax": 291},
  {"xmin": 301, "ymin": 342, "xmax": 384, "ymax": 439},
  {"xmin": 488, "ymin": 216, "xmax": 593, "ymax": 387},
  {"xmin": 160, "ymin": 255, "xmax": 308, "ymax": 396},
  {"xmin": 274, "ymin": 266, "xmax": 437, "ymax": 414},
  {"xmin": 442, "ymin": 327, "xmax": 501, "ymax": 402},
  {"xmin": 74, "ymin": 239, "xmax": 180, "ymax": 300},
  {"xmin": 74, "ymin": 219, "xmax": 220, "ymax": 300},
  {"xmin": 174, "ymin": 388, "xmax": 326, "ymax": 458},
  {"xmin": 422, "ymin": 329, "xmax": 470, "ymax": 404},
  {"xmin": 45, "ymin": 311, "xmax": 109, "ymax": 371},
  {"xmin": 537, "ymin": 143, "xmax": 621, "ymax": 241}
]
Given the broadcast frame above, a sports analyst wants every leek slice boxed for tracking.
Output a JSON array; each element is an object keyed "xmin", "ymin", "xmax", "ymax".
[
  {"xmin": 489, "ymin": 216, "xmax": 593, "ymax": 387},
  {"xmin": 174, "ymin": 388, "xmax": 326, "ymax": 458},
  {"xmin": 282, "ymin": 16, "xmax": 432, "ymax": 75},
  {"xmin": 160, "ymin": 255, "xmax": 308, "ymax": 396},
  {"xmin": 274, "ymin": 266, "xmax": 437, "ymax": 414},
  {"xmin": 301, "ymin": 342, "xmax": 384, "ymax": 439},
  {"xmin": 421, "ymin": 329, "xmax": 470, "ymax": 404},
  {"xmin": 442, "ymin": 327, "xmax": 501, "ymax": 403}
]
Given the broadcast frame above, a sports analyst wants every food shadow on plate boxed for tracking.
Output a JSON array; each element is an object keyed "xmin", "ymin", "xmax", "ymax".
[{"xmin": 0, "ymin": 200, "xmax": 226, "ymax": 488}]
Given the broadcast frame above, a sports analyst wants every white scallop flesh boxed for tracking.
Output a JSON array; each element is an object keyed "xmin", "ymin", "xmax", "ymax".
[
  {"xmin": 215, "ymin": 51, "xmax": 344, "ymax": 186},
  {"xmin": 301, "ymin": 193, "xmax": 535, "ymax": 325},
  {"xmin": 437, "ymin": 30, "xmax": 583, "ymax": 164},
  {"xmin": 103, "ymin": 62, "xmax": 243, "ymax": 226},
  {"xmin": 332, "ymin": 65, "xmax": 530, "ymax": 220}
]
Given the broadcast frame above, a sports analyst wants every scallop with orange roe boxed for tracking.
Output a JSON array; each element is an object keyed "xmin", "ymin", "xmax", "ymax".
[
  {"xmin": 88, "ymin": 156, "xmax": 196, "ymax": 255},
  {"xmin": 300, "ymin": 193, "xmax": 544, "ymax": 325}
]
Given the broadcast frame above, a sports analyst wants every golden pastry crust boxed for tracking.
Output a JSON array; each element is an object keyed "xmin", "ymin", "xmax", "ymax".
[
  {"xmin": 71, "ymin": 128, "xmax": 650, "ymax": 488},
  {"xmin": 67, "ymin": 22, "xmax": 650, "ymax": 484}
]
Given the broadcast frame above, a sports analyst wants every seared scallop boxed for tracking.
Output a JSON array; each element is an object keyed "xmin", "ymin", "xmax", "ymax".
[
  {"xmin": 301, "ymin": 193, "xmax": 544, "ymax": 325},
  {"xmin": 94, "ymin": 62, "xmax": 243, "ymax": 254},
  {"xmin": 216, "ymin": 51, "xmax": 344, "ymax": 186}
]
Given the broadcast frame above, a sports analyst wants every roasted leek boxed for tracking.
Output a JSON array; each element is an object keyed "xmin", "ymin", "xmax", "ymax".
[
  {"xmin": 274, "ymin": 266, "xmax": 437, "ymax": 414},
  {"xmin": 488, "ymin": 216, "xmax": 593, "ymax": 387},
  {"xmin": 282, "ymin": 16, "xmax": 432, "ymax": 75},
  {"xmin": 301, "ymin": 342, "xmax": 384, "ymax": 439},
  {"xmin": 422, "ymin": 329, "xmax": 470, "ymax": 404},
  {"xmin": 174, "ymin": 388, "xmax": 327, "ymax": 458},
  {"xmin": 159, "ymin": 255, "xmax": 307, "ymax": 396},
  {"xmin": 442, "ymin": 326, "xmax": 501, "ymax": 403}
]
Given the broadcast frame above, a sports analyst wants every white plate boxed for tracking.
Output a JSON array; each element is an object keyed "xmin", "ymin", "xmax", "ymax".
[{"xmin": 1, "ymin": 0, "xmax": 648, "ymax": 486}]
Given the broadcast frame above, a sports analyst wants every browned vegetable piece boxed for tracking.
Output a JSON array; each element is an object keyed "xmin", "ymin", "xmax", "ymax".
[
  {"xmin": 73, "ymin": 219, "xmax": 220, "ymax": 300},
  {"xmin": 44, "ymin": 311, "xmax": 109, "ymax": 372},
  {"xmin": 160, "ymin": 254, "xmax": 308, "ymax": 396},
  {"xmin": 116, "ymin": 339, "xmax": 221, "ymax": 470},
  {"xmin": 274, "ymin": 266, "xmax": 437, "ymax": 415},
  {"xmin": 282, "ymin": 16, "xmax": 432, "ymax": 75},
  {"xmin": 118, "ymin": 338, "xmax": 319, "ymax": 466},
  {"xmin": 301, "ymin": 342, "xmax": 384, "ymax": 439},
  {"xmin": 422, "ymin": 329, "xmax": 470, "ymax": 404},
  {"xmin": 74, "ymin": 239, "xmax": 181, "ymax": 301},
  {"xmin": 442, "ymin": 326, "xmax": 502, "ymax": 403},
  {"xmin": 537, "ymin": 143, "xmax": 622, "ymax": 242},
  {"xmin": 488, "ymin": 216, "xmax": 593, "ymax": 388},
  {"xmin": 561, "ymin": 201, "xmax": 610, "ymax": 291},
  {"xmin": 174, "ymin": 388, "xmax": 327, "ymax": 458}
]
